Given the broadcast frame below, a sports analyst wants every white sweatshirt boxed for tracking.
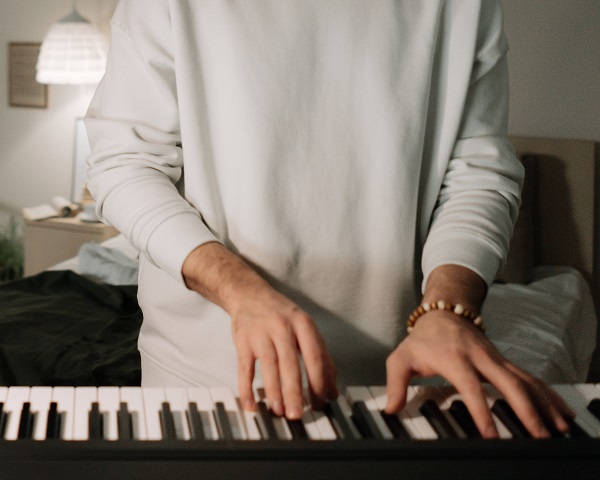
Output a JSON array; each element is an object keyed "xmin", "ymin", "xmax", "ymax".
[{"xmin": 85, "ymin": 0, "xmax": 523, "ymax": 388}]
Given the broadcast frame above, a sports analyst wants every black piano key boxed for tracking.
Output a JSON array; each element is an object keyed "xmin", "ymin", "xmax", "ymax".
[
  {"xmin": 187, "ymin": 402, "xmax": 206, "ymax": 441},
  {"xmin": 17, "ymin": 402, "xmax": 33, "ymax": 440},
  {"xmin": 160, "ymin": 402, "xmax": 177, "ymax": 440},
  {"xmin": 257, "ymin": 402, "xmax": 277, "ymax": 440},
  {"xmin": 587, "ymin": 398, "xmax": 600, "ymax": 422},
  {"xmin": 286, "ymin": 418, "xmax": 309, "ymax": 440},
  {"xmin": 325, "ymin": 400, "xmax": 358, "ymax": 440},
  {"xmin": 419, "ymin": 399, "xmax": 458, "ymax": 439},
  {"xmin": 0, "ymin": 403, "xmax": 6, "ymax": 438},
  {"xmin": 117, "ymin": 403, "xmax": 132, "ymax": 440},
  {"xmin": 448, "ymin": 400, "xmax": 481, "ymax": 439},
  {"xmin": 380, "ymin": 411, "xmax": 411, "ymax": 439},
  {"xmin": 46, "ymin": 402, "xmax": 61, "ymax": 440},
  {"xmin": 351, "ymin": 400, "xmax": 383, "ymax": 439},
  {"xmin": 491, "ymin": 399, "xmax": 530, "ymax": 438},
  {"xmin": 566, "ymin": 418, "xmax": 589, "ymax": 439},
  {"xmin": 88, "ymin": 403, "xmax": 103, "ymax": 440},
  {"xmin": 214, "ymin": 402, "xmax": 233, "ymax": 441}
]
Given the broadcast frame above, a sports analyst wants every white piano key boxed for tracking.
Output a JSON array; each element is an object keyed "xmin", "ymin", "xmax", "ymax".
[
  {"xmin": 401, "ymin": 386, "xmax": 438, "ymax": 440},
  {"xmin": 333, "ymin": 394, "xmax": 362, "ymax": 439},
  {"xmin": 52, "ymin": 387, "xmax": 75, "ymax": 440},
  {"xmin": 29, "ymin": 387, "xmax": 53, "ymax": 441},
  {"xmin": 255, "ymin": 388, "xmax": 292, "ymax": 440},
  {"xmin": 570, "ymin": 384, "xmax": 600, "ymax": 436},
  {"xmin": 481, "ymin": 384, "xmax": 514, "ymax": 439},
  {"xmin": 165, "ymin": 388, "xmax": 191, "ymax": 441},
  {"xmin": 0, "ymin": 387, "xmax": 7, "ymax": 403},
  {"xmin": 346, "ymin": 386, "xmax": 393, "ymax": 440},
  {"xmin": 3, "ymin": 387, "xmax": 30, "ymax": 440},
  {"xmin": 73, "ymin": 387, "xmax": 97, "ymax": 441},
  {"xmin": 368, "ymin": 386, "xmax": 420, "ymax": 439},
  {"xmin": 187, "ymin": 387, "xmax": 218, "ymax": 440},
  {"xmin": 120, "ymin": 387, "xmax": 147, "ymax": 440},
  {"xmin": 210, "ymin": 387, "xmax": 246, "ymax": 440},
  {"xmin": 98, "ymin": 387, "xmax": 120, "ymax": 441},
  {"xmin": 303, "ymin": 392, "xmax": 337, "ymax": 440},
  {"xmin": 142, "ymin": 388, "xmax": 167, "ymax": 441},
  {"xmin": 236, "ymin": 397, "xmax": 262, "ymax": 440}
]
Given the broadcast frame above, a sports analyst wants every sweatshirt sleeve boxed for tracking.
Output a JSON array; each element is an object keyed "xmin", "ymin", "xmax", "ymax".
[
  {"xmin": 85, "ymin": 0, "xmax": 219, "ymax": 284},
  {"xmin": 421, "ymin": 1, "xmax": 524, "ymax": 289}
]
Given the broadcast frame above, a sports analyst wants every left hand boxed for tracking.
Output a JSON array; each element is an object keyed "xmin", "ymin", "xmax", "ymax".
[{"xmin": 384, "ymin": 307, "xmax": 574, "ymax": 439}]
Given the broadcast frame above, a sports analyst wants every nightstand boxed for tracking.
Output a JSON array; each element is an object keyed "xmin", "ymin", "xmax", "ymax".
[{"xmin": 24, "ymin": 217, "xmax": 118, "ymax": 276}]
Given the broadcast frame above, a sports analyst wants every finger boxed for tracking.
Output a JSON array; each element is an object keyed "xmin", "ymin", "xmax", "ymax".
[
  {"xmin": 443, "ymin": 363, "xmax": 499, "ymax": 438},
  {"xmin": 384, "ymin": 349, "xmax": 413, "ymax": 413},
  {"xmin": 293, "ymin": 315, "xmax": 335, "ymax": 409},
  {"xmin": 477, "ymin": 360, "xmax": 551, "ymax": 438},
  {"xmin": 273, "ymin": 332, "xmax": 304, "ymax": 420},
  {"xmin": 256, "ymin": 340, "xmax": 285, "ymax": 417},
  {"xmin": 236, "ymin": 344, "xmax": 257, "ymax": 412},
  {"xmin": 507, "ymin": 365, "xmax": 572, "ymax": 433}
]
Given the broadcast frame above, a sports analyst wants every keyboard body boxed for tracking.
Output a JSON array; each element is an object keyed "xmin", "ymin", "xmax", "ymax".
[{"xmin": 2, "ymin": 385, "xmax": 600, "ymax": 480}]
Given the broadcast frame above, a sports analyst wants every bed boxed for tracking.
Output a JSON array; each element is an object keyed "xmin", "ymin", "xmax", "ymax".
[{"xmin": 0, "ymin": 136, "xmax": 598, "ymax": 387}]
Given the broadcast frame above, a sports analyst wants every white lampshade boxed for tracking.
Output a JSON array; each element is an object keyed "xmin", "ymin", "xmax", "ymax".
[{"xmin": 36, "ymin": 5, "xmax": 107, "ymax": 85}]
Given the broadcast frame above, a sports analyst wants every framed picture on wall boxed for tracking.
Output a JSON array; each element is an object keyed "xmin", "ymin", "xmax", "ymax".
[{"xmin": 8, "ymin": 42, "xmax": 47, "ymax": 109}]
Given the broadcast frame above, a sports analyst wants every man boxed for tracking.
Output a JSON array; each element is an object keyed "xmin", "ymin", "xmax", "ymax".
[{"xmin": 85, "ymin": 0, "xmax": 571, "ymax": 438}]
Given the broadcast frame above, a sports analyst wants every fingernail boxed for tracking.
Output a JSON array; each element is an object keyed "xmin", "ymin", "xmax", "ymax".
[
  {"xmin": 538, "ymin": 425, "xmax": 550, "ymax": 438},
  {"xmin": 243, "ymin": 399, "xmax": 255, "ymax": 411},
  {"xmin": 485, "ymin": 425, "xmax": 499, "ymax": 439},
  {"xmin": 286, "ymin": 403, "xmax": 303, "ymax": 420},
  {"xmin": 271, "ymin": 400, "xmax": 283, "ymax": 416}
]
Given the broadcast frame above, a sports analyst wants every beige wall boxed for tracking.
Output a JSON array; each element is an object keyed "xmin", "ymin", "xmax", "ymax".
[
  {"xmin": 0, "ymin": 0, "xmax": 599, "ymax": 229},
  {"xmin": 0, "ymin": 0, "xmax": 117, "ymax": 227}
]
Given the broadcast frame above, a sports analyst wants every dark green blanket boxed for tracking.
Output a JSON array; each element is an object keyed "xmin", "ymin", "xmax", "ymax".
[{"xmin": 0, "ymin": 271, "xmax": 142, "ymax": 386}]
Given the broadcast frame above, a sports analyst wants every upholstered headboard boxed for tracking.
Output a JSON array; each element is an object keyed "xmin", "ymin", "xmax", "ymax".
[{"xmin": 505, "ymin": 137, "xmax": 599, "ymax": 290}]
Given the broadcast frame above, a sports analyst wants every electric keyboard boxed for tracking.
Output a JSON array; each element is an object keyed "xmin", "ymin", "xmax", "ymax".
[{"xmin": 2, "ymin": 384, "xmax": 600, "ymax": 480}]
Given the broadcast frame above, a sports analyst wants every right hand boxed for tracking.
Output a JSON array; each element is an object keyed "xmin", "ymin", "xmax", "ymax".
[{"xmin": 182, "ymin": 242, "xmax": 338, "ymax": 419}]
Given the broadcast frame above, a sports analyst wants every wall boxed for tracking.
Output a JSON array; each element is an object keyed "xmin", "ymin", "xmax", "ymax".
[
  {"xmin": 501, "ymin": 0, "xmax": 600, "ymax": 142},
  {"xmin": 0, "ymin": 0, "xmax": 118, "ymax": 229},
  {"xmin": 1, "ymin": 1, "xmax": 599, "ymax": 230}
]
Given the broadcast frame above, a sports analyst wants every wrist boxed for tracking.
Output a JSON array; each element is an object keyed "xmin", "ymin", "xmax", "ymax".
[{"xmin": 422, "ymin": 264, "xmax": 486, "ymax": 314}]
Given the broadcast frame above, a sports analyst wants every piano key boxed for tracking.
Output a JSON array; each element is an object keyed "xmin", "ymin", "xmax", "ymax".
[
  {"xmin": 165, "ymin": 388, "xmax": 191, "ymax": 441},
  {"xmin": 346, "ymin": 386, "xmax": 392, "ymax": 440},
  {"xmin": 255, "ymin": 388, "xmax": 292, "ymax": 440},
  {"xmin": 187, "ymin": 402, "xmax": 206, "ymax": 440},
  {"xmin": 552, "ymin": 384, "xmax": 599, "ymax": 438},
  {"xmin": 120, "ymin": 387, "xmax": 147, "ymax": 440},
  {"xmin": 88, "ymin": 403, "xmax": 103, "ymax": 440},
  {"xmin": 160, "ymin": 402, "xmax": 177, "ymax": 440},
  {"xmin": 256, "ymin": 401, "xmax": 278, "ymax": 440},
  {"xmin": 491, "ymin": 399, "xmax": 529, "ymax": 439},
  {"xmin": 117, "ymin": 403, "xmax": 133, "ymax": 440},
  {"xmin": 303, "ymin": 392, "xmax": 337, "ymax": 440},
  {"xmin": 573, "ymin": 384, "xmax": 600, "ymax": 434},
  {"xmin": 324, "ymin": 400, "xmax": 361, "ymax": 440},
  {"xmin": 142, "ymin": 388, "xmax": 167, "ymax": 441},
  {"xmin": 368, "ymin": 386, "xmax": 416, "ymax": 439},
  {"xmin": 187, "ymin": 387, "xmax": 218, "ymax": 440},
  {"xmin": 17, "ymin": 402, "xmax": 33, "ymax": 439},
  {"xmin": 400, "ymin": 386, "xmax": 438, "ymax": 440},
  {"xmin": 427, "ymin": 387, "xmax": 468, "ymax": 439},
  {"xmin": 236, "ymin": 397, "xmax": 262, "ymax": 440},
  {"xmin": 587, "ymin": 399, "xmax": 600, "ymax": 422},
  {"xmin": 448, "ymin": 400, "xmax": 481, "ymax": 438},
  {"xmin": 286, "ymin": 418, "xmax": 309, "ymax": 440},
  {"xmin": 419, "ymin": 399, "xmax": 458, "ymax": 439},
  {"xmin": 46, "ymin": 402, "xmax": 61, "ymax": 440},
  {"xmin": 29, "ymin": 387, "xmax": 53, "ymax": 441},
  {"xmin": 210, "ymin": 388, "xmax": 246, "ymax": 440},
  {"xmin": 3, "ymin": 387, "xmax": 30, "ymax": 440},
  {"xmin": 0, "ymin": 387, "xmax": 6, "ymax": 438},
  {"xmin": 351, "ymin": 401, "xmax": 383, "ymax": 439},
  {"xmin": 73, "ymin": 387, "xmax": 97, "ymax": 441},
  {"xmin": 52, "ymin": 387, "xmax": 75, "ymax": 440},
  {"xmin": 214, "ymin": 402, "xmax": 234, "ymax": 441},
  {"xmin": 98, "ymin": 387, "xmax": 120, "ymax": 441}
]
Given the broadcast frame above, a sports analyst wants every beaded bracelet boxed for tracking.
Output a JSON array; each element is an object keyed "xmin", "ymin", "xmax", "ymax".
[{"xmin": 407, "ymin": 301, "xmax": 485, "ymax": 334}]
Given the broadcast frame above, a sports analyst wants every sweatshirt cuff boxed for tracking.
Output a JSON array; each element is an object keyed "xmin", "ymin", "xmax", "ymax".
[
  {"xmin": 421, "ymin": 235, "xmax": 503, "ymax": 293},
  {"xmin": 146, "ymin": 212, "xmax": 220, "ymax": 285}
]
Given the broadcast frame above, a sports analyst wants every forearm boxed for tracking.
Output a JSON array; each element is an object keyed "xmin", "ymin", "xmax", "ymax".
[{"xmin": 421, "ymin": 264, "xmax": 487, "ymax": 314}]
